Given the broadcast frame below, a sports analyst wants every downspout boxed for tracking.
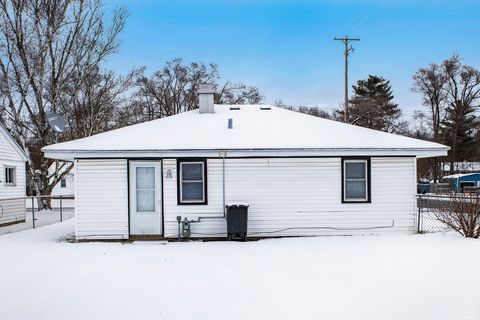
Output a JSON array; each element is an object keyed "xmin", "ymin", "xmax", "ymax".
[{"xmin": 222, "ymin": 149, "xmax": 226, "ymax": 217}]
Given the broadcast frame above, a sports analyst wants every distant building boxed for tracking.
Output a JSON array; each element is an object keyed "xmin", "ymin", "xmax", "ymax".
[
  {"xmin": 51, "ymin": 169, "xmax": 74, "ymax": 197},
  {"xmin": 442, "ymin": 173, "xmax": 480, "ymax": 193},
  {"xmin": 49, "ymin": 162, "xmax": 74, "ymax": 208}
]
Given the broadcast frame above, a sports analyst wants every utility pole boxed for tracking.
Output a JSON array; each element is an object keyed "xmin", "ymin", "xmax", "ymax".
[{"xmin": 334, "ymin": 35, "xmax": 360, "ymax": 123}]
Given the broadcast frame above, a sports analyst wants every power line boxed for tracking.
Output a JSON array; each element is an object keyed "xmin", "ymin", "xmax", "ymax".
[{"xmin": 334, "ymin": 36, "xmax": 360, "ymax": 123}]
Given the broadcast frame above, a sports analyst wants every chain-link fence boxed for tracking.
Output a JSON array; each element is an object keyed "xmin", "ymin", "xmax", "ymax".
[
  {"xmin": 0, "ymin": 195, "xmax": 74, "ymax": 235},
  {"xmin": 416, "ymin": 194, "xmax": 480, "ymax": 234}
]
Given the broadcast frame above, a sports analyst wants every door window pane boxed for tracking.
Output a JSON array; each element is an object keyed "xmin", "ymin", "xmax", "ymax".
[
  {"xmin": 136, "ymin": 190, "xmax": 155, "ymax": 212},
  {"xmin": 135, "ymin": 166, "xmax": 156, "ymax": 212},
  {"xmin": 136, "ymin": 167, "xmax": 155, "ymax": 189}
]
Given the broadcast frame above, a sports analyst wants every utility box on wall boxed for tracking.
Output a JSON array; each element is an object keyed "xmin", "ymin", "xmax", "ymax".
[{"xmin": 226, "ymin": 204, "xmax": 248, "ymax": 240}]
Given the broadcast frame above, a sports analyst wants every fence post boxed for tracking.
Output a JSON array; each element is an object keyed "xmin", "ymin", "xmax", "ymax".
[
  {"xmin": 31, "ymin": 197, "xmax": 35, "ymax": 229},
  {"xmin": 60, "ymin": 196, "xmax": 63, "ymax": 222},
  {"xmin": 417, "ymin": 195, "xmax": 421, "ymax": 233}
]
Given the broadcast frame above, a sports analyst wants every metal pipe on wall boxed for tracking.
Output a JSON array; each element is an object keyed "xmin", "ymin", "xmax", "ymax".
[
  {"xmin": 176, "ymin": 150, "xmax": 227, "ymax": 239},
  {"xmin": 197, "ymin": 150, "xmax": 227, "ymax": 222}
]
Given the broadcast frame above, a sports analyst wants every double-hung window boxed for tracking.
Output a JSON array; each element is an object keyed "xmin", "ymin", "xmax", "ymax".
[
  {"xmin": 5, "ymin": 167, "xmax": 16, "ymax": 186},
  {"xmin": 178, "ymin": 160, "xmax": 207, "ymax": 204},
  {"xmin": 342, "ymin": 158, "xmax": 370, "ymax": 203}
]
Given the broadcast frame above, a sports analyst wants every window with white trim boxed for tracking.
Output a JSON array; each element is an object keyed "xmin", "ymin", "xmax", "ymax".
[
  {"xmin": 179, "ymin": 161, "xmax": 206, "ymax": 204},
  {"xmin": 60, "ymin": 178, "xmax": 67, "ymax": 188},
  {"xmin": 343, "ymin": 159, "xmax": 369, "ymax": 202},
  {"xmin": 5, "ymin": 167, "xmax": 16, "ymax": 186}
]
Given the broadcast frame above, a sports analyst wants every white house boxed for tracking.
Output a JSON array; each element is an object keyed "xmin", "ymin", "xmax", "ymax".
[
  {"xmin": 49, "ymin": 162, "xmax": 75, "ymax": 208},
  {"xmin": 51, "ymin": 170, "xmax": 74, "ymax": 196},
  {"xmin": 43, "ymin": 85, "xmax": 449, "ymax": 240},
  {"xmin": 0, "ymin": 123, "xmax": 27, "ymax": 227}
]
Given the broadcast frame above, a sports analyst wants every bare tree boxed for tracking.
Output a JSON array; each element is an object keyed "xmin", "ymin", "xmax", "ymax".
[
  {"xmin": 128, "ymin": 59, "xmax": 218, "ymax": 122},
  {"xmin": 0, "ymin": 0, "xmax": 127, "ymax": 207},
  {"xmin": 273, "ymin": 100, "xmax": 334, "ymax": 120},
  {"xmin": 412, "ymin": 61, "xmax": 449, "ymax": 181},
  {"xmin": 128, "ymin": 59, "xmax": 263, "ymax": 124},
  {"xmin": 440, "ymin": 55, "xmax": 480, "ymax": 174},
  {"xmin": 215, "ymin": 82, "xmax": 262, "ymax": 105},
  {"xmin": 399, "ymin": 111, "xmax": 436, "ymax": 181},
  {"xmin": 59, "ymin": 67, "xmax": 133, "ymax": 140}
]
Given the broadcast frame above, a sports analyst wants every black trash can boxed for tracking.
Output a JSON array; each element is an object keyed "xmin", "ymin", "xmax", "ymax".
[{"xmin": 226, "ymin": 204, "xmax": 248, "ymax": 240}]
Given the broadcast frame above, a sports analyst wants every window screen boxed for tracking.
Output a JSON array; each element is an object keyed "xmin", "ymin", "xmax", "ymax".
[
  {"xmin": 179, "ymin": 161, "xmax": 205, "ymax": 204},
  {"xmin": 5, "ymin": 167, "xmax": 15, "ymax": 185},
  {"xmin": 343, "ymin": 160, "xmax": 369, "ymax": 202}
]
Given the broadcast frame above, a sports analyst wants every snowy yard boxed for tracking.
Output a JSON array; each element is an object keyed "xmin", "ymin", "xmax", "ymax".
[
  {"xmin": 1, "ymin": 221, "xmax": 479, "ymax": 320},
  {"xmin": 0, "ymin": 208, "xmax": 75, "ymax": 235}
]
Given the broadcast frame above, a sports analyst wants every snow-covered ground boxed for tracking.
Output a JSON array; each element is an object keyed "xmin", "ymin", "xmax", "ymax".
[
  {"xmin": 1, "ymin": 221, "xmax": 479, "ymax": 320},
  {"xmin": 0, "ymin": 208, "xmax": 74, "ymax": 235}
]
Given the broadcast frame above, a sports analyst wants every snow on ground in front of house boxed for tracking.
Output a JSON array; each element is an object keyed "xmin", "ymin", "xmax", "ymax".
[{"xmin": 1, "ymin": 221, "xmax": 479, "ymax": 320}]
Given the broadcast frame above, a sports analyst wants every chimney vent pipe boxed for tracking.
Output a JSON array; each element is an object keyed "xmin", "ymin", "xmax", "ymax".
[{"xmin": 198, "ymin": 83, "xmax": 215, "ymax": 114}]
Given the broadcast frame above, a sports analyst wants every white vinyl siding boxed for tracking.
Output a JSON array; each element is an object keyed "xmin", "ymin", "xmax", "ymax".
[
  {"xmin": 0, "ymin": 161, "xmax": 26, "ymax": 225},
  {"xmin": 0, "ymin": 126, "xmax": 26, "ymax": 225},
  {"xmin": 163, "ymin": 157, "xmax": 416, "ymax": 237},
  {"xmin": 51, "ymin": 173, "xmax": 74, "ymax": 196},
  {"xmin": 0, "ymin": 130, "xmax": 25, "ymax": 163},
  {"xmin": 75, "ymin": 159, "xmax": 128, "ymax": 240}
]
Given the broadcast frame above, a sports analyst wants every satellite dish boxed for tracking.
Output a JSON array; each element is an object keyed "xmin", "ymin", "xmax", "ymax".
[{"xmin": 47, "ymin": 113, "xmax": 65, "ymax": 133}]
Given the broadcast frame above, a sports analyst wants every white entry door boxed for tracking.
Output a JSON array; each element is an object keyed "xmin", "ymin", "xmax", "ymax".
[{"xmin": 129, "ymin": 161, "xmax": 162, "ymax": 235}]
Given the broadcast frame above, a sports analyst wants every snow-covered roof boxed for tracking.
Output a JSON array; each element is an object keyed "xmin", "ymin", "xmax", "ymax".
[
  {"xmin": 442, "ymin": 173, "xmax": 480, "ymax": 179},
  {"xmin": 43, "ymin": 105, "xmax": 449, "ymax": 160}
]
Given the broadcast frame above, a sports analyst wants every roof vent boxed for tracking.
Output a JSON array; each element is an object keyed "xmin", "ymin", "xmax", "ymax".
[
  {"xmin": 230, "ymin": 106, "xmax": 240, "ymax": 110},
  {"xmin": 260, "ymin": 106, "xmax": 271, "ymax": 110}
]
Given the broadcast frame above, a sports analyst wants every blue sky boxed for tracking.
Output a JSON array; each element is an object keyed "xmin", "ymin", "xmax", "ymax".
[{"xmin": 104, "ymin": 0, "xmax": 480, "ymax": 115}]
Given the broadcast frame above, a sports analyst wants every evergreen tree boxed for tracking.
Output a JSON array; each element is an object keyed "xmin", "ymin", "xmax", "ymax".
[{"xmin": 345, "ymin": 75, "xmax": 402, "ymax": 132}]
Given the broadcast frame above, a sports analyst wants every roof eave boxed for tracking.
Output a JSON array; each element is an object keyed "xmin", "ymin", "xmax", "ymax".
[{"xmin": 43, "ymin": 147, "xmax": 449, "ymax": 161}]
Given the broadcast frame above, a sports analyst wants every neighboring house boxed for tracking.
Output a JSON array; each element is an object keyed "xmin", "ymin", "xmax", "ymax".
[
  {"xmin": 441, "ymin": 173, "xmax": 480, "ymax": 193},
  {"xmin": 49, "ymin": 162, "xmax": 75, "ymax": 208},
  {"xmin": 43, "ymin": 84, "xmax": 449, "ymax": 240},
  {"xmin": 0, "ymin": 123, "xmax": 27, "ymax": 227},
  {"xmin": 50, "ymin": 163, "xmax": 75, "ymax": 197}
]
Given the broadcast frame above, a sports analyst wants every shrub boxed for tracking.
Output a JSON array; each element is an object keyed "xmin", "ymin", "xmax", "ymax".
[{"xmin": 430, "ymin": 195, "xmax": 480, "ymax": 238}]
